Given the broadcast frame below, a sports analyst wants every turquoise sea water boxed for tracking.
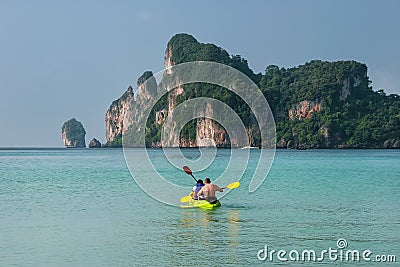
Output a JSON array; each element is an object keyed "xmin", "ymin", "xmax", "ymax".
[{"xmin": 1, "ymin": 149, "xmax": 399, "ymax": 266}]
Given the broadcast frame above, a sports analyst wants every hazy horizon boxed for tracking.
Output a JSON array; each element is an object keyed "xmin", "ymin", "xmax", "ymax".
[{"xmin": 1, "ymin": 0, "xmax": 399, "ymax": 147}]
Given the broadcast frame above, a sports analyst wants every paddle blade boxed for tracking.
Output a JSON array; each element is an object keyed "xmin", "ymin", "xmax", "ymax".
[
  {"xmin": 183, "ymin": 166, "xmax": 192, "ymax": 175},
  {"xmin": 225, "ymin": 182, "xmax": 240, "ymax": 189},
  {"xmin": 180, "ymin": 195, "xmax": 192, "ymax": 203}
]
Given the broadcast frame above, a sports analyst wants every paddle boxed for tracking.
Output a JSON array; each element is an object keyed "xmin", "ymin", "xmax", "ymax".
[
  {"xmin": 223, "ymin": 181, "xmax": 240, "ymax": 189},
  {"xmin": 180, "ymin": 195, "xmax": 192, "ymax": 203},
  {"xmin": 183, "ymin": 166, "xmax": 198, "ymax": 182},
  {"xmin": 180, "ymin": 181, "xmax": 241, "ymax": 202},
  {"xmin": 180, "ymin": 166, "xmax": 197, "ymax": 203}
]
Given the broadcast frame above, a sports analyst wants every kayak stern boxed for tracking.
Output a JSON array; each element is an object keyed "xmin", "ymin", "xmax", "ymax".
[{"xmin": 182, "ymin": 199, "xmax": 221, "ymax": 210}]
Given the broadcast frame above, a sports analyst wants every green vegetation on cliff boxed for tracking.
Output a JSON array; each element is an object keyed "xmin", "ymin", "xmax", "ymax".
[
  {"xmin": 258, "ymin": 60, "xmax": 400, "ymax": 148},
  {"xmin": 103, "ymin": 134, "xmax": 122, "ymax": 148},
  {"xmin": 118, "ymin": 33, "xmax": 400, "ymax": 148},
  {"xmin": 167, "ymin": 33, "xmax": 261, "ymax": 83},
  {"xmin": 167, "ymin": 34, "xmax": 399, "ymax": 148}
]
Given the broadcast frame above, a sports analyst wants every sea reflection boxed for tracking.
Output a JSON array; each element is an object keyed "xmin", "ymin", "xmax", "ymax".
[
  {"xmin": 161, "ymin": 208, "xmax": 242, "ymax": 266},
  {"xmin": 179, "ymin": 209, "xmax": 241, "ymax": 227}
]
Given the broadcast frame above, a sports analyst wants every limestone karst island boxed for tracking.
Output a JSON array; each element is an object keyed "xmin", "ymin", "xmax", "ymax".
[
  {"xmin": 62, "ymin": 34, "xmax": 400, "ymax": 149},
  {"xmin": 61, "ymin": 118, "xmax": 86, "ymax": 148}
]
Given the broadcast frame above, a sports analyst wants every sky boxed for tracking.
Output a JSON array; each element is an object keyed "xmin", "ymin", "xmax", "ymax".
[{"xmin": 0, "ymin": 0, "xmax": 399, "ymax": 147}]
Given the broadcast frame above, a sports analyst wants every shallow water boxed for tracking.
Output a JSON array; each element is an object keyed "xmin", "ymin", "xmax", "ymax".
[{"xmin": 1, "ymin": 149, "xmax": 399, "ymax": 266}]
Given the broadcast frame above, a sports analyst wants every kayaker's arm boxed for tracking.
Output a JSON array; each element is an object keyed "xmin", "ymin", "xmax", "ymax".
[
  {"xmin": 214, "ymin": 184, "xmax": 223, "ymax": 192},
  {"xmin": 197, "ymin": 187, "xmax": 204, "ymax": 197}
]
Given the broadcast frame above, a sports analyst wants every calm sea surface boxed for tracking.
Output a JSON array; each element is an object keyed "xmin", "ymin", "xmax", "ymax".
[{"xmin": 1, "ymin": 149, "xmax": 399, "ymax": 266}]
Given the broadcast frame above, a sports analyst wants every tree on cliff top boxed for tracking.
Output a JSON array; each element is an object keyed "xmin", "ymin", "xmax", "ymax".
[{"xmin": 167, "ymin": 33, "xmax": 261, "ymax": 83}]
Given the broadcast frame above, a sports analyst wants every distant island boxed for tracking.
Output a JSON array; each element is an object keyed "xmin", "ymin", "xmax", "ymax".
[
  {"xmin": 64, "ymin": 33, "xmax": 400, "ymax": 149},
  {"xmin": 61, "ymin": 118, "xmax": 86, "ymax": 148}
]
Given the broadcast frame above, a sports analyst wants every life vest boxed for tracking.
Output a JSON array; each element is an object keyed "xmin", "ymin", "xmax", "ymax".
[{"xmin": 193, "ymin": 183, "xmax": 204, "ymax": 198}]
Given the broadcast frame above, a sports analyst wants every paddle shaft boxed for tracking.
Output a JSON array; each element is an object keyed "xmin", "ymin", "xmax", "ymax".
[{"xmin": 190, "ymin": 174, "xmax": 197, "ymax": 183}]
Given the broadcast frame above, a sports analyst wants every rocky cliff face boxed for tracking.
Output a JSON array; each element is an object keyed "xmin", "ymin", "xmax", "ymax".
[
  {"xmin": 164, "ymin": 45, "xmax": 174, "ymax": 75},
  {"xmin": 161, "ymin": 43, "xmax": 234, "ymax": 147},
  {"xmin": 159, "ymin": 83, "xmax": 184, "ymax": 147},
  {"xmin": 105, "ymin": 38, "xmax": 237, "ymax": 148},
  {"xmin": 288, "ymin": 100, "xmax": 322, "ymax": 120},
  {"xmin": 155, "ymin": 109, "xmax": 167, "ymax": 125},
  {"xmin": 196, "ymin": 118, "xmax": 230, "ymax": 147},
  {"xmin": 61, "ymin": 118, "xmax": 86, "ymax": 148},
  {"xmin": 105, "ymin": 86, "xmax": 135, "ymax": 144},
  {"xmin": 340, "ymin": 75, "xmax": 362, "ymax": 101},
  {"xmin": 105, "ymin": 71, "xmax": 158, "ymax": 146}
]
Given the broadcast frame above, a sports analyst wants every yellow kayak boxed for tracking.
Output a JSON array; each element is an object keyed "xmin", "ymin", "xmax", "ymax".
[{"xmin": 181, "ymin": 199, "xmax": 221, "ymax": 210}]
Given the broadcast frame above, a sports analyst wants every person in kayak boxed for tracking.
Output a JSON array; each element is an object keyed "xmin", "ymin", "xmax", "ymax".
[
  {"xmin": 192, "ymin": 179, "xmax": 205, "ymax": 200},
  {"xmin": 197, "ymin": 178, "xmax": 223, "ymax": 204}
]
